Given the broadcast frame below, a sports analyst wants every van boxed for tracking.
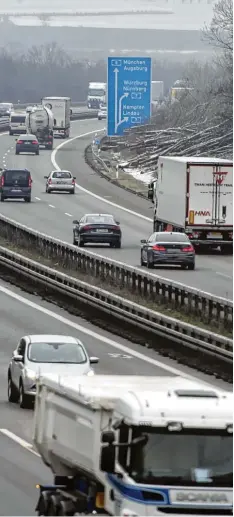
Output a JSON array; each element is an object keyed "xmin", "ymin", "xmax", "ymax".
[
  {"xmin": 9, "ymin": 112, "xmax": 26, "ymax": 135},
  {"xmin": 0, "ymin": 168, "xmax": 32, "ymax": 202}
]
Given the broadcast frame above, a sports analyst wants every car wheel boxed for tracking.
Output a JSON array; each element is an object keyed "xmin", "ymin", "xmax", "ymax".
[
  {"xmin": 187, "ymin": 263, "xmax": 195, "ymax": 270},
  {"xmin": 25, "ymin": 196, "xmax": 31, "ymax": 203},
  {"xmin": 0, "ymin": 194, "xmax": 5, "ymax": 202},
  {"xmin": 35, "ymin": 151, "xmax": 39, "ymax": 155},
  {"xmin": 98, "ymin": 117, "xmax": 101, "ymax": 120},
  {"xmin": 47, "ymin": 189, "xmax": 51, "ymax": 193},
  {"xmin": 73, "ymin": 236, "xmax": 77, "ymax": 245},
  {"xmin": 77, "ymin": 236, "xmax": 84, "ymax": 247},
  {"xmin": 8, "ymin": 375, "xmax": 19, "ymax": 403},
  {"xmin": 146, "ymin": 254, "xmax": 154, "ymax": 269},
  {"xmin": 9, "ymin": 131, "xmax": 13, "ymax": 136},
  {"xmin": 15, "ymin": 151, "xmax": 19, "ymax": 155},
  {"xmin": 115, "ymin": 240, "xmax": 121, "ymax": 249},
  {"xmin": 19, "ymin": 380, "xmax": 31, "ymax": 409},
  {"xmin": 70, "ymin": 189, "xmax": 75, "ymax": 194},
  {"xmin": 140, "ymin": 252, "xmax": 145, "ymax": 266}
]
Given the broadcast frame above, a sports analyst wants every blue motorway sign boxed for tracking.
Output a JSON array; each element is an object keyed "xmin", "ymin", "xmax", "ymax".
[{"xmin": 107, "ymin": 56, "xmax": 151, "ymax": 137}]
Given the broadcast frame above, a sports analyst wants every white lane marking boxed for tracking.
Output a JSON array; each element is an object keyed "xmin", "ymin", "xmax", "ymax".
[
  {"xmin": 0, "ymin": 428, "xmax": 40, "ymax": 457},
  {"xmin": 216, "ymin": 272, "xmax": 233, "ymax": 280},
  {"xmin": 48, "ymin": 204, "xmax": 55, "ymax": 208},
  {"xmin": 51, "ymin": 131, "xmax": 152, "ymax": 223},
  {"xmin": 0, "ymin": 283, "xmax": 225, "ymax": 388},
  {"xmin": 35, "ymin": 197, "xmax": 41, "ymax": 201},
  {"xmin": 65, "ymin": 212, "xmax": 72, "ymax": 217}
]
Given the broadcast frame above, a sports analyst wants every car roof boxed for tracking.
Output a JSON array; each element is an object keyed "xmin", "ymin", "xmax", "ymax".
[
  {"xmin": 3, "ymin": 168, "xmax": 30, "ymax": 172},
  {"xmin": 51, "ymin": 169, "xmax": 71, "ymax": 174},
  {"xmin": 19, "ymin": 134, "xmax": 36, "ymax": 138},
  {"xmin": 27, "ymin": 335, "xmax": 80, "ymax": 344},
  {"xmin": 85, "ymin": 213, "xmax": 114, "ymax": 217},
  {"xmin": 155, "ymin": 232, "xmax": 186, "ymax": 236}
]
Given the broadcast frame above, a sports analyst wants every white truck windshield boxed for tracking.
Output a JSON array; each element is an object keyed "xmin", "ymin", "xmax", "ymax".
[{"xmin": 126, "ymin": 427, "xmax": 232, "ymax": 487}]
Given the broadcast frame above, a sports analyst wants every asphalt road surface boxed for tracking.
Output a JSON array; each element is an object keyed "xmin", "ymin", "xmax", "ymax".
[
  {"xmin": 0, "ymin": 279, "xmax": 231, "ymax": 515},
  {"xmin": 0, "ymin": 119, "xmax": 232, "ymax": 299}
]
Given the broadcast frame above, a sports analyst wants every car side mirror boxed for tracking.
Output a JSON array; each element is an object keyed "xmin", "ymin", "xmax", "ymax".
[
  {"xmin": 44, "ymin": 176, "xmax": 48, "ymax": 179},
  {"xmin": 73, "ymin": 177, "xmax": 76, "ymax": 180},
  {"xmin": 89, "ymin": 356, "xmax": 99, "ymax": 364},
  {"xmin": 141, "ymin": 239, "xmax": 147, "ymax": 244},
  {"xmin": 116, "ymin": 221, "xmax": 120, "ymax": 225},
  {"xmin": 73, "ymin": 220, "xmax": 79, "ymax": 225},
  {"xmin": 13, "ymin": 354, "xmax": 24, "ymax": 362}
]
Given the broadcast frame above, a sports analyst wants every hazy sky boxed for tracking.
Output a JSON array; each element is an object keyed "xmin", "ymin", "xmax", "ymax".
[{"xmin": 0, "ymin": 0, "xmax": 215, "ymax": 30}]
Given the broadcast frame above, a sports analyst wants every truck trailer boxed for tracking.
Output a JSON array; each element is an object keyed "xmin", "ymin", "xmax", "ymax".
[
  {"xmin": 42, "ymin": 96, "xmax": 71, "ymax": 138},
  {"xmin": 25, "ymin": 105, "xmax": 54, "ymax": 149},
  {"xmin": 152, "ymin": 156, "xmax": 233, "ymax": 253},
  {"xmin": 33, "ymin": 374, "xmax": 233, "ymax": 516}
]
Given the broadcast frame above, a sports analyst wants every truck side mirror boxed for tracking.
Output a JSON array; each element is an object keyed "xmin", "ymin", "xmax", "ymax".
[
  {"xmin": 100, "ymin": 444, "xmax": 115, "ymax": 474},
  {"xmin": 101, "ymin": 430, "xmax": 115, "ymax": 443}
]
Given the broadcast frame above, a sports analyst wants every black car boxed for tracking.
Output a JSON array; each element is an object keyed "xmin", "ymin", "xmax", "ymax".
[
  {"xmin": 73, "ymin": 213, "xmax": 121, "ymax": 248},
  {"xmin": 15, "ymin": 134, "xmax": 39, "ymax": 155},
  {"xmin": 0, "ymin": 168, "xmax": 32, "ymax": 202},
  {"xmin": 140, "ymin": 231, "xmax": 195, "ymax": 269}
]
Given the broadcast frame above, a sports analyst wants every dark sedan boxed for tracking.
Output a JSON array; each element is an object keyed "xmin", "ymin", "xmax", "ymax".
[
  {"xmin": 140, "ymin": 231, "xmax": 195, "ymax": 270},
  {"xmin": 15, "ymin": 134, "xmax": 39, "ymax": 155},
  {"xmin": 73, "ymin": 213, "xmax": 122, "ymax": 248}
]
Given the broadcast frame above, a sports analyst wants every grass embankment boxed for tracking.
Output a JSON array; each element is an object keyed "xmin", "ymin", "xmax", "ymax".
[{"xmin": 0, "ymin": 236, "xmax": 231, "ymax": 339}]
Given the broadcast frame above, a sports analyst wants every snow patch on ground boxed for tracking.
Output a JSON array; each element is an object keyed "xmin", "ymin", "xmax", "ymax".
[{"xmin": 119, "ymin": 165, "xmax": 155, "ymax": 185}]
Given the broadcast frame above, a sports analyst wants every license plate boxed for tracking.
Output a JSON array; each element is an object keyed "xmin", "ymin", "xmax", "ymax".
[
  {"xmin": 24, "ymin": 142, "xmax": 30, "ymax": 145},
  {"xmin": 167, "ymin": 248, "xmax": 177, "ymax": 253},
  {"xmin": 207, "ymin": 232, "xmax": 223, "ymax": 239},
  {"xmin": 56, "ymin": 181, "xmax": 66, "ymax": 184},
  {"xmin": 96, "ymin": 229, "xmax": 108, "ymax": 232},
  {"xmin": 12, "ymin": 188, "xmax": 21, "ymax": 192}
]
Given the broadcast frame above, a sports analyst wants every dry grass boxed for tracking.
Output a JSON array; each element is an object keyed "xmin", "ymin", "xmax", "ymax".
[{"xmin": 0, "ymin": 236, "xmax": 231, "ymax": 337}]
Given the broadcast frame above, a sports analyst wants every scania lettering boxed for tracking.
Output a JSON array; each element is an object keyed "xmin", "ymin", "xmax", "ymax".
[
  {"xmin": 175, "ymin": 491, "xmax": 230, "ymax": 503},
  {"xmin": 149, "ymin": 156, "xmax": 233, "ymax": 253},
  {"xmin": 33, "ymin": 374, "xmax": 233, "ymax": 516}
]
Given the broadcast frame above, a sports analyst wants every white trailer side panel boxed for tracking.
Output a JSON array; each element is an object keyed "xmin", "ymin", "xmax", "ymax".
[
  {"xmin": 157, "ymin": 157, "xmax": 187, "ymax": 227},
  {"xmin": 188, "ymin": 164, "xmax": 233, "ymax": 226},
  {"xmin": 42, "ymin": 98, "xmax": 70, "ymax": 130}
]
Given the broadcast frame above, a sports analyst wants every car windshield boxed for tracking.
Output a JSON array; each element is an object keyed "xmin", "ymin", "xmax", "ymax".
[
  {"xmin": 126, "ymin": 427, "xmax": 232, "ymax": 487},
  {"xmin": 86, "ymin": 215, "xmax": 115, "ymax": 224},
  {"xmin": 4, "ymin": 170, "xmax": 30, "ymax": 186},
  {"xmin": 52, "ymin": 171, "xmax": 71, "ymax": 179},
  {"xmin": 28, "ymin": 342, "xmax": 87, "ymax": 364},
  {"xmin": 0, "ymin": 103, "xmax": 11, "ymax": 109},
  {"xmin": 11, "ymin": 116, "xmax": 25, "ymax": 123},
  {"xmin": 156, "ymin": 233, "xmax": 189, "ymax": 242}
]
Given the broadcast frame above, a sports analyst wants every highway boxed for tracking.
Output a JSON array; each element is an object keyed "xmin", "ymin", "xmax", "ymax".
[
  {"xmin": 0, "ymin": 278, "xmax": 231, "ymax": 515},
  {"xmin": 0, "ymin": 119, "xmax": 232, "ymax": 298}
]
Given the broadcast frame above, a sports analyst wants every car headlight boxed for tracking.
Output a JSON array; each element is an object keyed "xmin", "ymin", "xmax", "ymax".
[
  {"xmin": 25, "ymin": 369, "xmax": 37, "ymax": 380},
  {"xmin": 87, "ymin": 370, "xmax": 95, "ymax": 376}
]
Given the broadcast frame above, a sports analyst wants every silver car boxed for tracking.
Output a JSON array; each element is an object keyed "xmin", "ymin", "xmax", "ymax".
[
  {"xmin": 7, "ymin": 334, "xmax": 99, "ymax": 408},
  {"xmin": 98, "ymin": 105, "xmax": 107, "ymax": 120},
  {"xmin": 44, "ymin": 170, "xmax": 76, "ymax": 194}
]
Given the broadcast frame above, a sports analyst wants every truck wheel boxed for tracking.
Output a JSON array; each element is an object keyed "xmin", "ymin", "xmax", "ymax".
[
  {"xmin": 47, "ymin": 494, "xmax": 61, "ymax": 516},
  {"xmin": 221, "ymin": 244, "xmax": 233, "ymax": 255},
  {"xmin": 57, "ymin": 500, "xmax": 75, "ymax": 516}
]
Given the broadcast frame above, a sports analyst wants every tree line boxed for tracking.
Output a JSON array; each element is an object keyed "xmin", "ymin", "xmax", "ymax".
[{"xmin": 0, "ymin": 42, "xmax": 186, "ymax": 103}]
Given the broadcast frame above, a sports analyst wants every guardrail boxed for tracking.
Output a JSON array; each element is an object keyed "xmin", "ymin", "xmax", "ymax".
[
  {"xmin": 0, "ymin": 109, "xmax": 98, "ymax": 134},
  {"xmin": 0, "ymin": 213, "xmax": 232, "ymax": 332},
  {"xmin": 0, "ymin": 245, "xmax": 232, "ymax": 382}
]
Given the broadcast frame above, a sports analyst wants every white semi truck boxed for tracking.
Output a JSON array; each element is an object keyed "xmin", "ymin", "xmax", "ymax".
[
  {"xmin": 25, "ymin": 105, "xmax": 54, "ymax": 149},
  {"xmin": 87, "ymin": 82, "xmax": 106, "ymax": 109},
  {"xmin": 42, "ymin": 96, "xmax": 71, "ymax": 138},
  {"xmin": 33, "ymin": 374, "xmax": 233, "ymax": 516},
  {"xmin": 150, "ymin": 156, "xmax": 233, "ymax": 253}
]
